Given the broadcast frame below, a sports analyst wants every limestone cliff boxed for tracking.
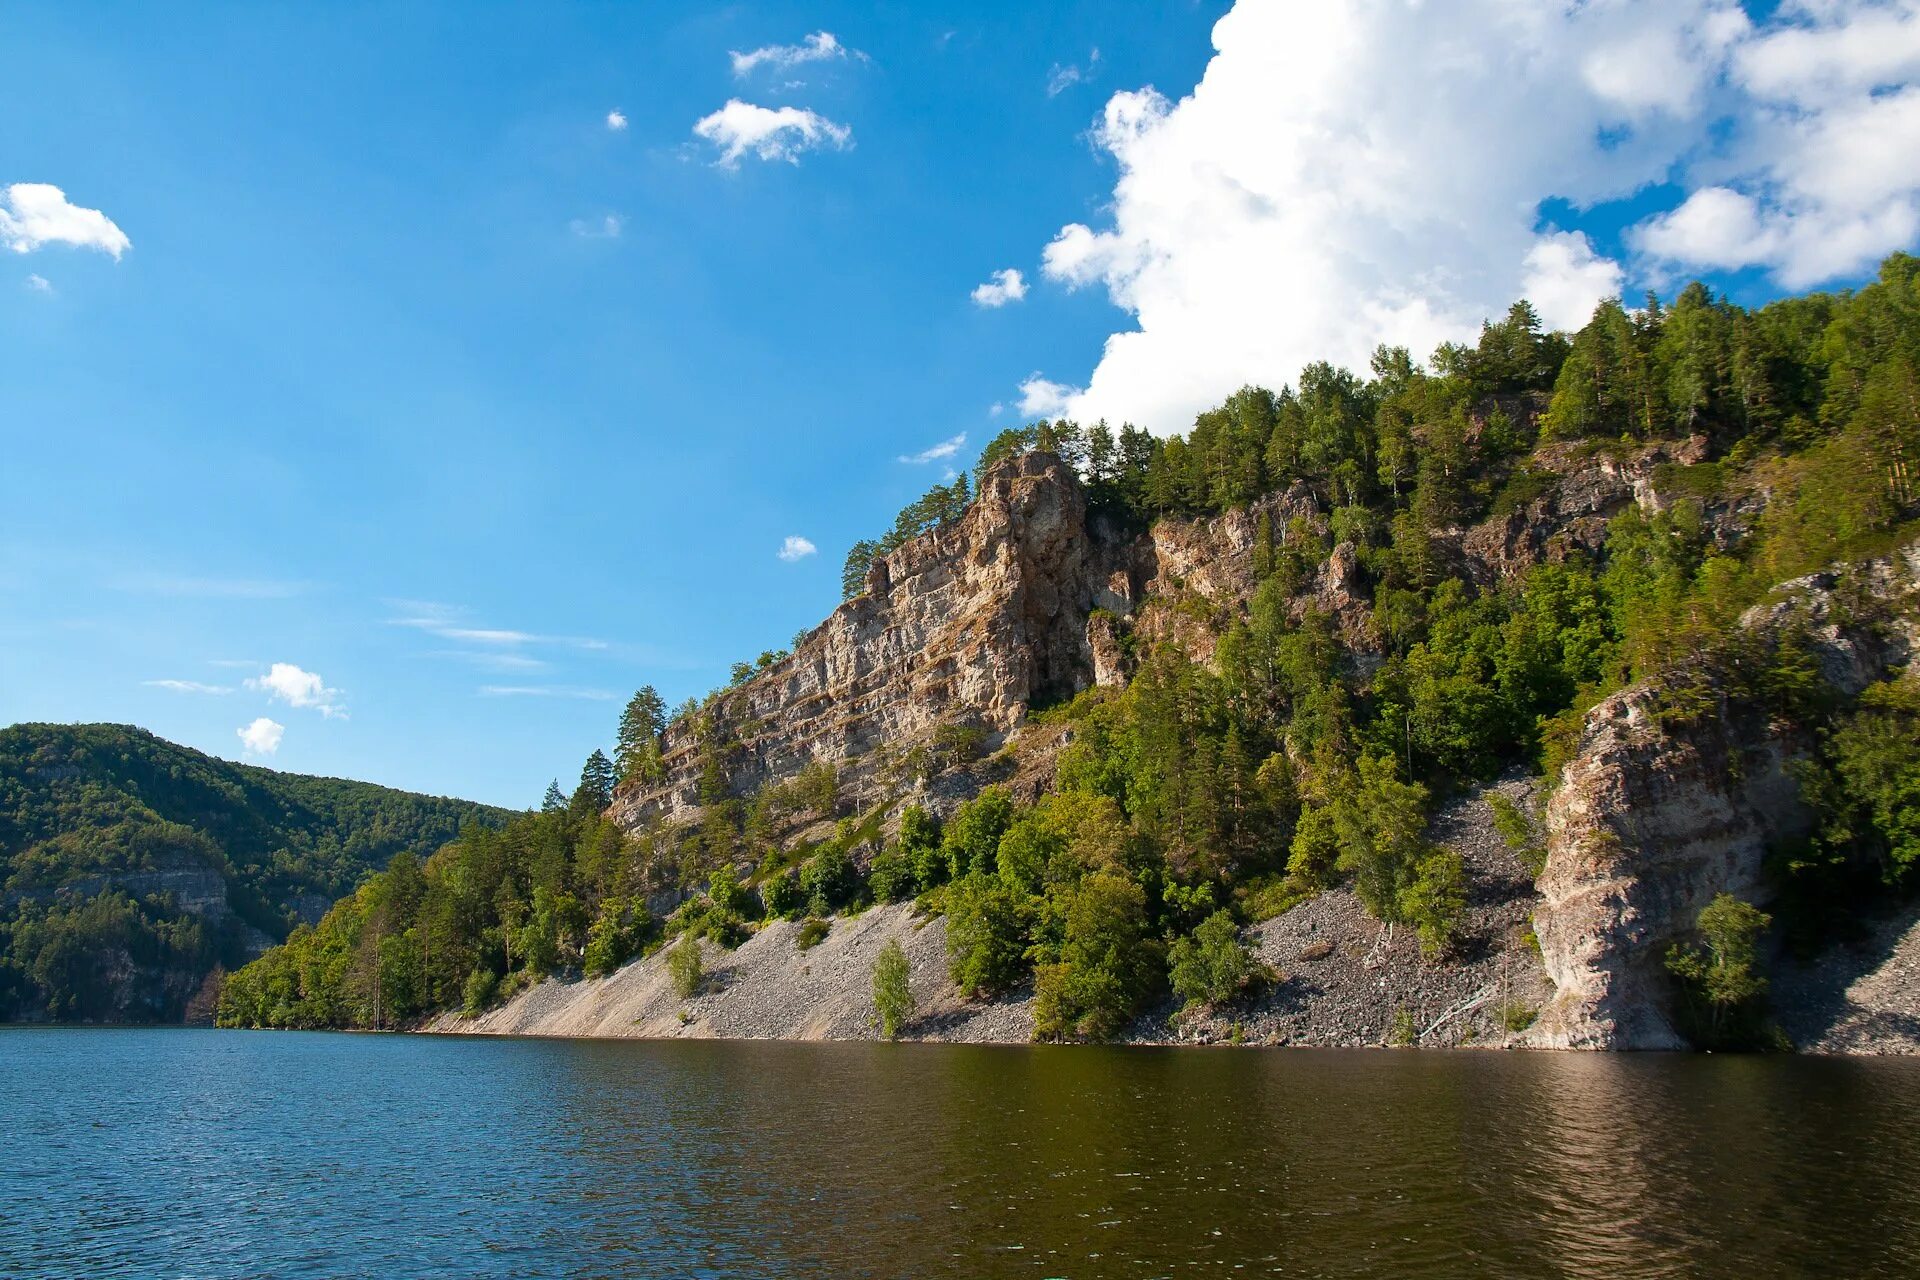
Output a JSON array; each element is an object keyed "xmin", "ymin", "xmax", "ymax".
[{"xmin": 1531, "ymin": 544, "xmax": 1920, "ymax": 1049}]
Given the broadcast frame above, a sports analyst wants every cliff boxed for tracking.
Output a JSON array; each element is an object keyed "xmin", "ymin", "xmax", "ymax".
[
  {"xmin": 614, "ymin": 439, "xmax": 1709, "ymax": 840},
  {"xmin": 1531, "ymin": 543, "xmax": 1920, "ymax": 1049}
]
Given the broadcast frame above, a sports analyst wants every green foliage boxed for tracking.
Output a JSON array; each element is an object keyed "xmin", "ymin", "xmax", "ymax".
[
  {"xmin": 941, "ymin": 787, "xmax": 1015, "ymax": 881},
  {"xmin": 668, "ymin": 933, "xmax": 703, "ymax": 999},
  {"xmin": 616, "ymin": 686, "xmax": 667, "ymax": 785},
  {"xmin": 1398, "ymin": 851, "xmax": 1466, "ymax": 960},
  {"xmin": 1487, "ymin": 792, "xmax": 1548, "ymax": 878},
  {"xmin": 871, "ymin": 937, "xmax": 914, "ymax": 1038},
  {"xmin": 760, "ymin": 869, "xmax": 805, "ymax": 919},
  {"xmin": 0, "ymin": 723, "xmax": 510, "ymax": 1023},
  {"xmin": 795, "ymin": 917, "xmax": 830, "ymax": 951},
  {"xmin": 944, "ymin": 873, "xmax": 1030, "ymax": 997},
  {"xmin": 1387, "ymin": 1007, "xmax": 1418, "ymax": 1047},
  {"xmin": 1666, "ymin": 893, "xmax": 1774, "ymax": 1049},
  {"xmin": 1168, "ymin": 910, "xmax": 1254, "ymax": 1009},
  {"xmin": 1033, "ymin": 870, "xmax": 1158, "ymax": 1040},
  {"xmin": 842, "ymin": 476, "xmax": 973, "ymax": 599}
]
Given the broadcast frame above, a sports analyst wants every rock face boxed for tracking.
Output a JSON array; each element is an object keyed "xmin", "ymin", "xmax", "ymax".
[
  {"xmin": 613, "ymin": 452, "xmax": 1123, "ymax": 831},
  {"xmin": 1530, "ymin": 544, "xmax": 1920, "ymax": 1049},
  {"xmin": 614, "ymin": 444, "xmax": 1752, "ymax": 840}
]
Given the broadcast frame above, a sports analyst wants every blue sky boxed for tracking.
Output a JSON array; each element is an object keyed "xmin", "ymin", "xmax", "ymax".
[{"xmin": 4, "ymin": 1, "xmax": 1916, "ymax": 807}]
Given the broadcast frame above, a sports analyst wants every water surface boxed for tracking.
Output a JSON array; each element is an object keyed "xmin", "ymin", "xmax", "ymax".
[{"xmin": 3, "ymin": 1029, "xmax": 1916, "ymax": 1277}]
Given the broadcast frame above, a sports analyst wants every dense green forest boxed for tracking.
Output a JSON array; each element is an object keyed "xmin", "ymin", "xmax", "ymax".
[
  {"xmin": 0, "ymin": 723, "xmax": 510, "ymax": 1021},
  {"xmin": 222, "ymin": 256, "xmax": 1919, "ymax": 1044}
]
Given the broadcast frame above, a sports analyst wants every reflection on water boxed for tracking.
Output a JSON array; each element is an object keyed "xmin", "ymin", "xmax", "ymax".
[{"xmin": 3, "ymin": 1029, "xmax": 1917, "ymax": 1277}]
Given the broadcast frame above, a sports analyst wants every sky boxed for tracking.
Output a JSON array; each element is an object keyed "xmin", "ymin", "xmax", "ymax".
[{"xmin": 4, "ymin": 1, "xmax": 1918, "ymax": 808}]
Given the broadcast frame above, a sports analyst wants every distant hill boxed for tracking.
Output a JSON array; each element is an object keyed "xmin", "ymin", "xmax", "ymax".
[{"xmin": 0, "ymin": 723, "xmax": 514, "ymax": 1022}]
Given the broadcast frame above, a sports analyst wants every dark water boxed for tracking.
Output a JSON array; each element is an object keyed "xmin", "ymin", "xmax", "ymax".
[{"xmin": 4, "ymin": 1031, "xmax": 1919, "ymax": 1278}]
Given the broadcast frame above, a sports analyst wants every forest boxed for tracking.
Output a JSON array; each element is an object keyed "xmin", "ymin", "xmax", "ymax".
[
  {"xmin": 220, "ymin": 255, "xmax": 1920, "ymax": 1044},
  {"xmin": 0, "ymin": 723, "xmax": 509, "ymax": 1021}
]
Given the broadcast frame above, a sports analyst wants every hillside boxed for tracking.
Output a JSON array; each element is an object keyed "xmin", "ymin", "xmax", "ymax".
[
  {"xmin": 0, "ymin": 723, "xmax": 512, "ymax": 1022},
  {"xmin": 222, "ymin": 255, "xmax": 1920, "ymax": 1050}
]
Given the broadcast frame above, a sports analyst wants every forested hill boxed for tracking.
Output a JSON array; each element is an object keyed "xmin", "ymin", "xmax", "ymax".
[{"xmin": 0, "ymin": 723, "xmax": 512, "ymax": 1022}]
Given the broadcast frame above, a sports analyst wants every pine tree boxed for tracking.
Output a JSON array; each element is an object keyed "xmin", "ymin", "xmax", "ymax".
[
  {"xmin": 573, "ymin": 750, "xmax": 616, "ymax": 814},
  {"xmin": 616, "ymin": 686, "xmax": 667, "ymax": 783},
  {"xmin": 541, "ymin": 780, "xmax": 566, "ymax": 812}
]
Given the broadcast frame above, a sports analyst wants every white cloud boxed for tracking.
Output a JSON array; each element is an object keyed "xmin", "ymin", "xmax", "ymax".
[
  {"xmin": 237, "ymin": 718, "xmax": 284, "ymax": 756},
  {"xmin": 570, "ymin": 214, "xmax": 623, "ymax": 239},
  {"xmin": 1025, "ymin": 0, "xmax": 1920, "ymax": 435},
  {"xmin": 899, "ymin": 433, "xmax": 967, "ymax": 464},
  {"xmin": 1520, "ymin": 231, "xmax": 1627, "ymax": 332},
  {"xmin": 386, "ymin": 600, "xmax": 603, "ymax": 652},
  {"xmin": 970, "ymin": 268, "xmax": 1029, "ymax": 307},
  {"xmin": 731, "ymin": 31, "xmax": 860, "ymax": 78},
  {"xmin": 988, "ymin": 402, "xmax": 1006, "ymax": 417},
  {"xmin": 478, "ymin": 685, "xmax": 617, "ymax": 701},
  {"xmin": 693, "ymin": 100, "xmax": 852, "ymax": 167},
  {"xmin": 1018, "ymin": 374, "xmax": 1079, "ymax": 419},
  {"xmin": 1, "ymin": 184, "xmax": 130, "ymax": 259},
  {"xmin": 778, "ymin": 535, "xmax": 818, "ymax": 562},
  {"xmin": 24, "ymin": 273, "xmax": 51, "ymax": 294},
  {"xmin": 1047, "ymin": 47, "xmax": 1102, "ymax": 97},
  {"xmin": 606, "ymin": 109, "xmax": 629, "ymax": 131},
  {"xmin": 145, "ymin": 679, "xmax": 233, "ymax": 694},
  {"xmin": 245, "ymin": 662, "xmax": 347, "ymax": 719}
]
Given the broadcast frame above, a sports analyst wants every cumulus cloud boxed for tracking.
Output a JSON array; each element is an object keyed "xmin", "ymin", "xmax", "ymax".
[
  {"xmin": 606, "ymin": 109, "xmax": 628, "ymax": 131},
  {"xmin": 24, "ymin": 273, "xmax": 51, "ymax": 294},
  {"xmin": 899, "ymin": 433, "xmax": 967, "ymax": 464},
  {"xmin": 970, "ymin": 268, "xmax": 1029, "ymax": 307},
  {"xmin": 1, "ymin": 184, "xmax": 130, "ymax": 259},
  {"xmin": 1018, "ymin": 374, "xmax": 1079, "ymax": 419},
  {"xmin": 237, "ymin": 718, "xmax": 284, "ymax": 756},
  {"xmin": 731, "ymin": 31, "xmax": 860, "ymax": 78},
  {"xmin": 777, "ymin": 535, "xmax": 818, "ymax": 562},
  {"xmin": 693, "ymin": 100, "xmax": 852, "ymax": 167},
  {"xmin": 245, "ymin": 663, "xmax": 346, "ymax": 719},
  {"xmin": 145, "ymin": 679, "xmax": 233, "ymax": 694},
  {"xmin": 1026, "ymin": 0, "xmax": 1920, "ymax": 435}
]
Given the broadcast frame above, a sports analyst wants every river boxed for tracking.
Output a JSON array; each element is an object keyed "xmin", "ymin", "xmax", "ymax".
[{"xmin": 3, "ymin": 1028, "xmax": 1916, "ymax": 1276}]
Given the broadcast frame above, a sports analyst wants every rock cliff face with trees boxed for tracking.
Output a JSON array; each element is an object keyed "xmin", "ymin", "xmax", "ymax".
[{"xmin": 223, "ymin": 256, "xmax": 1920, "ymax": 1050}]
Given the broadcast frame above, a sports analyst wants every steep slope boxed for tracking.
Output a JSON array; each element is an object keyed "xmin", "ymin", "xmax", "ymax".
[{"xmin": 0, "ymin": 723, "xmax": 511, "ymax": 1022}]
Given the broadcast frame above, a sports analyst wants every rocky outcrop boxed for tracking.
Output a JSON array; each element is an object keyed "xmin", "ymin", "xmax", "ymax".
[
  {"xmin": 1530, "ymin": 543, "xmax": 1920, "ymax": 1049},
  {"xmin": 612, "ymin": 452, "xmax": 1125, "ymax": 832}
]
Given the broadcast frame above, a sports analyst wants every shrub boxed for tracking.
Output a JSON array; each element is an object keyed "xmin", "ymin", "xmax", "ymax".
[
  {"xmin": 707, "ymin": 865, "xmax": 750, "ymax": 918},
  {"xmin": 945, "ymin": 873, "xmax": 1030, "ymax": 997},
  {"xmin": 1398, "ymin": 850, "xmax": 1466, "ymax": 960},
  {"xmin": 800, "ymin": 842, "xmax": 859, "ymax": 915},
  {"xmin": 942, "ymin": 788, "xmax": 1014, "ymax": 881},
  {"xmin": 1666, "ymin": 893, "xmax": 1774, "ymax": 1048},
  {"xmin": 1168, "ymin": 910, "xmax": 1254, "ymax": 1010},
  {"xmin": 1032, "ymin": 870, "xmax": 1158, "ymax": 1040},
  {"xmin": 460, "ymin": 967, "xmax": 498, "ymax": 1018},
  {"xmin": 1487, "ymin": 792, "xmax": 1548, "ymax": 878},
  {"xmin": 1499, "ymin": 1000, "xmax": 1537, "ymax": 1032},
  {"xmin": 871, "ymin": 938, "xmax": 914, "ymax": 1038},
  {"xmin": 867, "ymin": 847, "xmax": 916, "ymax": 903},
  {"xmin": 668, "ymin": 935, "xmax": 703, "ymax": 999},
  {"xmin": 796, "ymin": 917, "xmax": 831, "ymax": 950},
  {"xmin": 1388, "ymin": 1007, "xmax": 1417, "ymax": 1046},
  {"xmin": 793, "ymin": 761, "xmax": 840, "ymax": 818},
  {"xmin": 761, "ymin": 869, "xmax": 804, "ymax": 919}
]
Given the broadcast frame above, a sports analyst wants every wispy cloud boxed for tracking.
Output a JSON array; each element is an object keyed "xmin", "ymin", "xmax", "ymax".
[
  {"xmin": 777, "ymin": 535, "xmax": 818, "ymax": 563},
  {"xmin": 606, "ymin": 109, "xmax": 628, "ymax": 131},
  {"xmin": 478, "ymin": 685, "xmax": 617, "ymax": 701},
  {"xmin": 731, "ymin": 31, "xmax": 863, "ymax": 78},
  {"xmin": 570, "ymin": 214, "xmax": 623, "ymax": 239},
  {"xmin": 24, "ymin": 273, "xmax": 51, "ymax": 294},
  {"xmin": 426, "ymin": 649, "xmax": 549, "ymax": 673},
  {"xmin": 1046, "ymin": 48, "xmax": 1101, "ymax": 97},
  {"xmin": 387, "ymin": 600, "xmax": 602, "ymax": 651},
  {"xmin": 144, "ymin": 679, "xmax": 233, "ymax": 694},
  {"xmin": 899, "ymin": 433, "xmax": 967, "ymax": 465},
  {"xmin": 970, "ymin": 268, "xmax": 1028, "ymax": 307},
  {"xmin": 113, "ymin": 573, "xmax": 311, "ymax": 599},
  {"xmin": 245, "ymin": 662, "xmax": 347, "ymax": 719}
]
